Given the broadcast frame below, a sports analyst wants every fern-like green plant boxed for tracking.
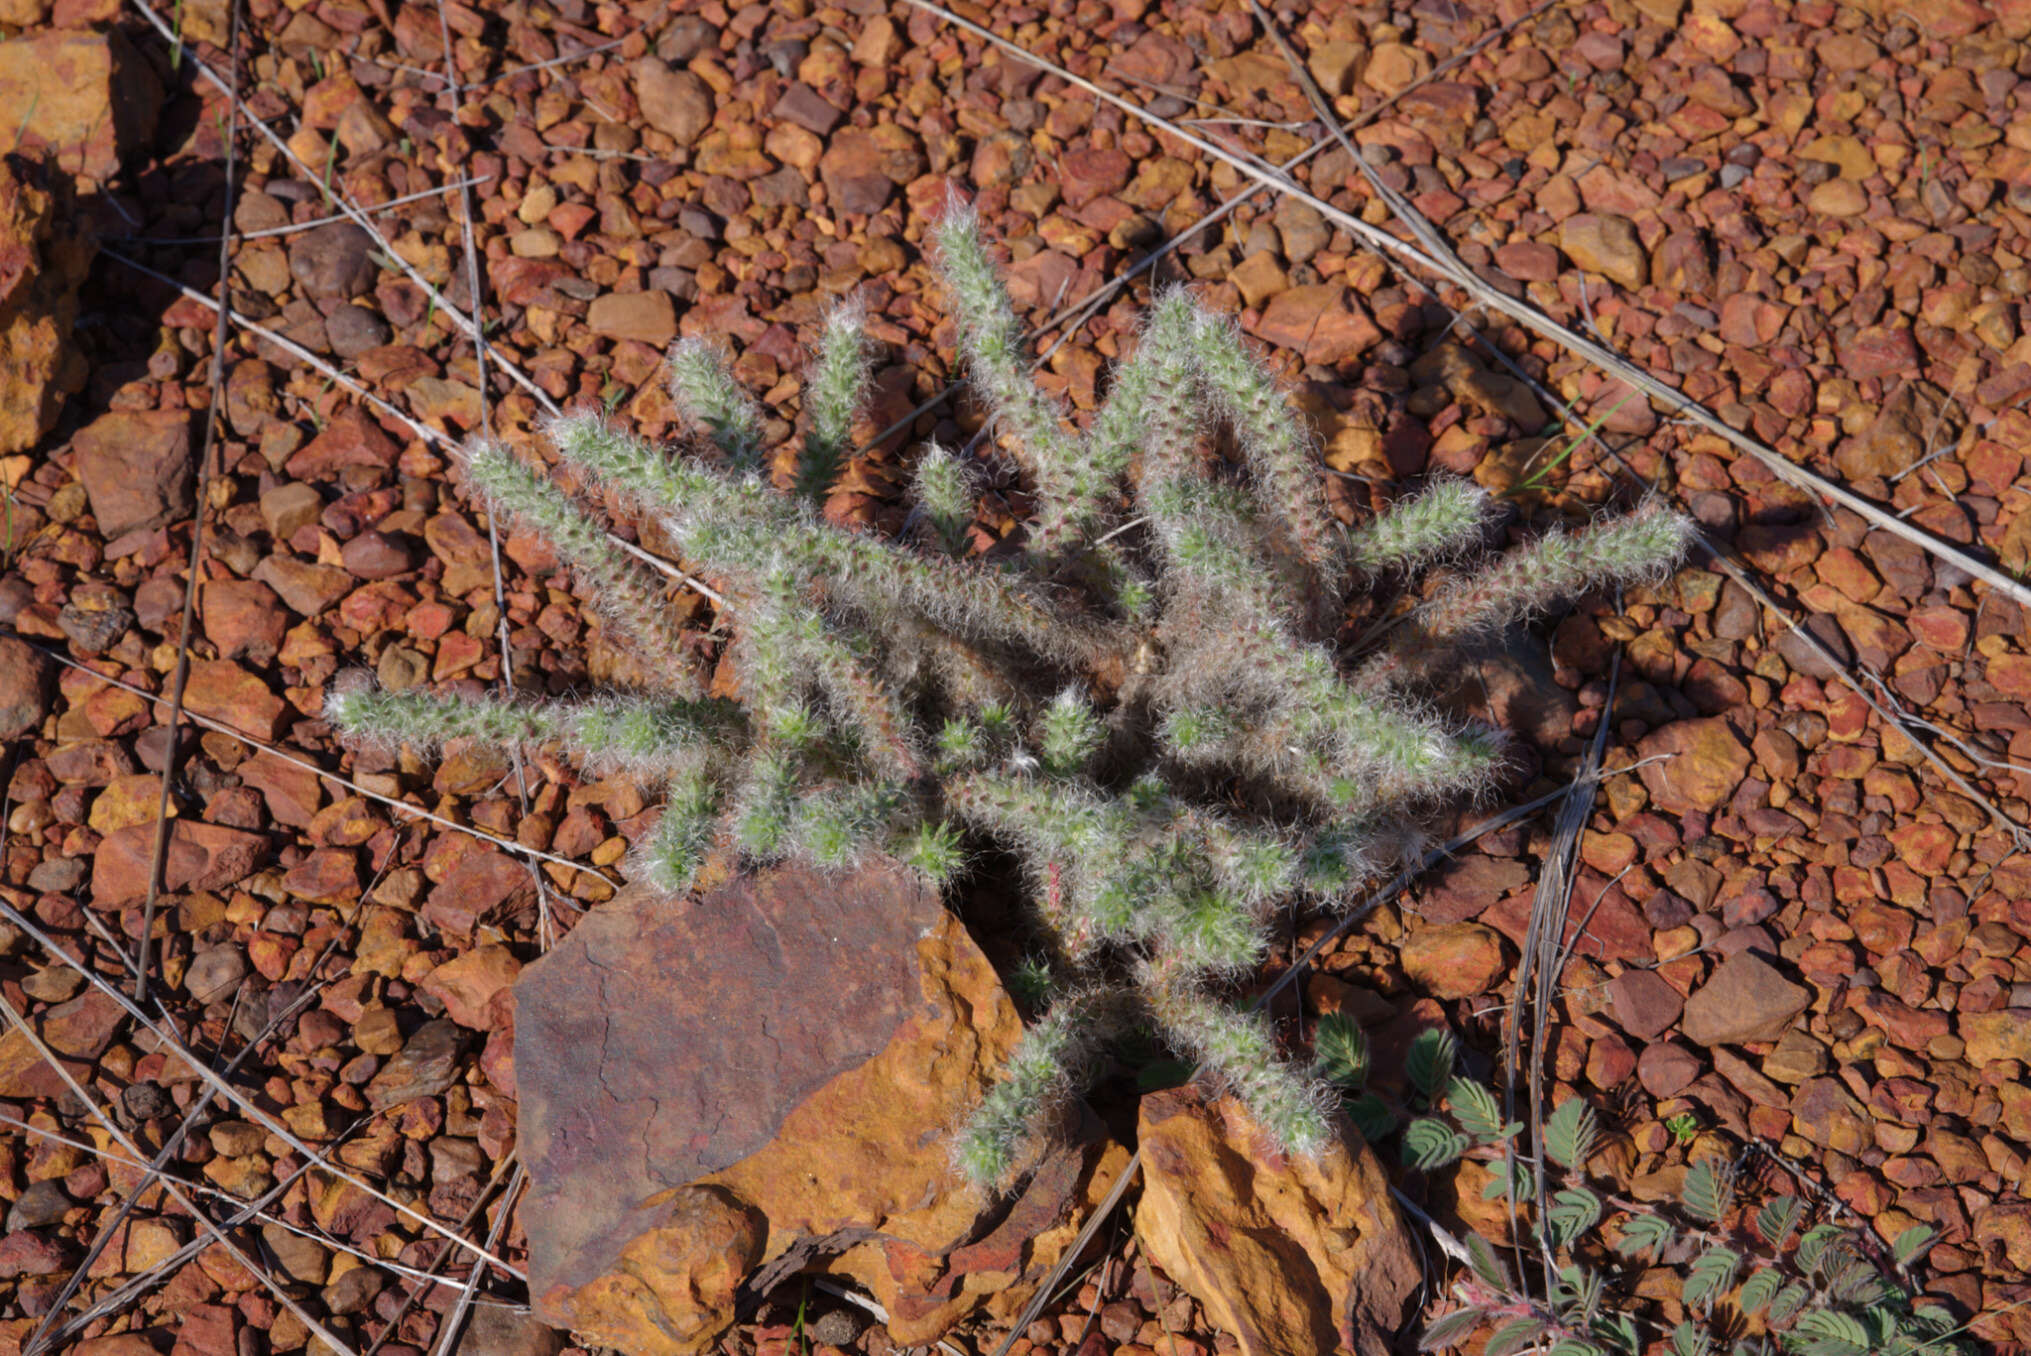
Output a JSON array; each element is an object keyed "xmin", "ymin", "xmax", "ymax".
[
  {"xmin": 326, "ymin": 206, "xmax": 1692, "ymax": 1187},
  {"xmin": 1393, "ymin": 1059, "xmax": 1973, "ymax": 1356}
]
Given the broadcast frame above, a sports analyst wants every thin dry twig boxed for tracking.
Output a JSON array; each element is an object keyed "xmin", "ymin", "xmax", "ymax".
[
  {"xmin": 23, "ymin": 944, "xmax": 329, "ymax": 1350},
  {"xmin": 113, "ymin": 174, "xmax": 492, "ymax": 245},
  {"xmin": 433, "ymin": 0, "xmax": 561, "ymax": 952},
  {"xmin": 425, "ymin": 1162, "xmax": 526, "ymax": 1356},
  {"xmin": 1236, "ymin": 5, "xmax": 2030, "ymax": 850},
  {"xmin": 859, "ymin": 3, "xmax": 1550, "ymax": 482},
  {"xmin": 128, "ymin": 0, "xmax": 567, "ymax": 427},
  {"xmin": 135, "ymin": 0, "xmax": 243, "ymax": 1003},
  {"xmin": 361, "ymin": 1154, "xmax": 523, "ymax": 1356}
]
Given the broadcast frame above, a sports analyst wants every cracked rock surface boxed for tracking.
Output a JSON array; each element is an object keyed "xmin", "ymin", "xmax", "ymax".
[{"xmin": 515, "ymin": 860, "xmax": 1128, "ymax": 1354}]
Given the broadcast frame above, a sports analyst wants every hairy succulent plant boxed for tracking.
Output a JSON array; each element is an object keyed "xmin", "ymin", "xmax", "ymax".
[{"xmin": 327, "ymin": 207, "xmax": 1692, "ymax": 1188}]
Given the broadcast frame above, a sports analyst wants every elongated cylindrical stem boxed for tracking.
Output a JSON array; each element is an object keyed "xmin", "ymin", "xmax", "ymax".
[
  {"xmin": 669, "ymin": 339, "xmax": 766, "ymax": 470},
  {"xmin": 955, "ymin": 991, "xmax": 1106, "ymax": 1187},
  {"xmin": 325, "ymin": 686, "xmax": 733, "ymax": 779},
  {"xmin": 1421, "ymin": 501, "xmax": 1695, "ymax": 639},
  {"xmin": 1346, "ymin": 479, "xmax": 1494, "ymax": 573},
  {"xmin": 933, "ymin": 206, "xmax": 1098, "ymax": 556},
  {"xmin": 1184, "ymin": 309, "xmax": 1342, "ymax": 593},
  {"xmin": 796, "ymin": 303, "xmax": 871, "ymax": 502},
  {"xmin": 464, "ymin": 440, "xmax": 702, "ymax": 693},
  {"xmin": 1144, "ymin": 969, "xmax": 1331, "ymax": 1160},
  {"xmin": 800, "ymin": 629, "xmax": 925, "ymax": 782},
  {"xmin": 638, "ymin": 764, "xmax": 721, "ymax": 892}
]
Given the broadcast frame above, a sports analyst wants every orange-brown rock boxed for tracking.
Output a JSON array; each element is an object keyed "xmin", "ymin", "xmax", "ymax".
[
  {"xmin": 517, "ymin": 864, "xmax": 1127, "ymax": 1356},
  {"xmin": 0, "ymin": 31, "xmax": 163, "ymax": 184},
  {"xmin": 1134, "ymin": 1087, "xmax": 1418, "ymax": 1356},
  {"xmin": 1400, "ymin": 922, "xmax": 1507, "ymax": 999},
  {"xmin": 0, "ymin": 156, "xmax": 91, "ymax": 453},
  {"xmin": 1636, "ymin": 716, "xmax": 1751, "ymax": 814},
  {"xmin": 561, "ymin": 1187, "xmax": 766, "ymax": 1356}
]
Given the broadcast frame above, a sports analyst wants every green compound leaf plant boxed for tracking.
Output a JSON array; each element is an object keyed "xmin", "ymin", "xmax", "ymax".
[
  {"xmin": 1371, "ymin": 1063, "xmax": 1977, "ymax": 1356},
  {"xmin": 326, "ymin": 204, "xmax": 1693, "ymax": 1189}
]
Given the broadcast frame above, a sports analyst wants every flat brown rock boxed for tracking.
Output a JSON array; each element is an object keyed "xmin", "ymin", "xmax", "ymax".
[
  {"xmin": 72, "ymin": 409, "xmax": 194, "ymax": 538},
  {"xmin": 1135, "ymin": 1086, "xmax": 1418, "ymax": 1356},
  {"xmin": 92, "ymin": 820, "xmax": 269, "ymax": 907},
  {"xmin": 1636, "ymin": 716, "xmax": 1751, "ymax": 814},
  {"xmin": 517, "ymin": 864, "xmax": 1126, "ymax": 1354},
  {"xmin": 634, "ymin": 60, "xmax": 714, "ymax": 145},
  {"xmin": 0, "ymin": 30, "xmax": 162, "ymax": 182},
  {"xmin": 0, "ymin": 636, "xmax": 53, "ymax": 739},
  {"xmin": 1961, "ymin": 1009, "xmax": 2031, "ymax": 1067},
  {"xmin": 1679, "ymin": 952, "xmax": 1809, "ymax": 1047},
  {"xmin": 1559, "ymin": 213, "xmax": 1647, "ymax": 289},
  {"xmin": 1400, "ymin": 922, "xmax": 1505, "ymax": 999},
  {"xmin": 0, "ymin": 157, "xmax": 91, "ymax": 453}
]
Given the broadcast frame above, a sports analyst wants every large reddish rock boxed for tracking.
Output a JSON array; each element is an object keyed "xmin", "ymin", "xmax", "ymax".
[
  {"xmin": 633, "ymin": 60, "xmax": 714, "ymax": 146},
  {"xmin": 0, "ymin": 157, "xmax": 92, "ymax": 453},
  {"xmin": 1134, "ymin": 1086, "xmax": 1418, "ymax": 1356},
  {"xmin": 91, "ymin": 820, "xmax": 269, "ymax": 906},
  {"xmin": 0, "ymin": 31, "xmax": 163, "ymax": 183},
  {"xmin": 71, "ymin": 410, "xmax": 195, "ymax": 538},
  {"xmin": 0, "ymin": 636, "xmax": 53, "ymax": 739},
  {"xmin": 1636, "ymin": 716, "xmax": 1751, "ymax": 814},
  {"xmin": 200, "ymin": 579, "xmax": 287, "ymax": 662},
  {"xmin": 180, "ymin": 659, "xmax": 289, "ymax": 740},
  {"xmin": 423, "ymin": 850, "xmax": 535, "ymax": 940},
  {"xmin": 817, "ymin": 125, "xmax": 923, "ymax": 216},
  {"xmin": 587, "ymin": 291, "xmax": 676, "ymax": 347},
  {"xmin": 1679, "ymin": 953, "xmax": 1809, "ymax": 1047},
  {"xmin": 1961, "ymin": 1009, "xmax": 2031, "ymax": 1067},
  {"xmin": 1418, "ymin": 854, "xmax": 1531, "ymax": 924},
  {"xmin": 516, "ymin": 864, "xmax": 1127, "ymax": 1356},
  {"xmin": 1559, "ymin": 213, "xmax": 1647, "ymax": 289},
  {"xmin": 1400, "ymin": 922, "xmax": 1505, "ymax": 999}
]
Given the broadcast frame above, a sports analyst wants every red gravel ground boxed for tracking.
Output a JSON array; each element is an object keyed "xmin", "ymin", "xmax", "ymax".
[{"xmin": 4, "ymin": 0, "xmax": 2031, "ymax": 1352}]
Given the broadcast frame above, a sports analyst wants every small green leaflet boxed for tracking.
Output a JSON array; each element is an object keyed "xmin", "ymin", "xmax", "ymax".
[
  {"xmin": 1482, "ymin": 1158, "xmax": 1534, "ymax": 1202},
  {"xmin": 1403, "ymin": 1117, "xmax": 1470, "ymax": 1171},
  {"xmin": 1767, "ymin": 1282, "xmax": 1810, "ymax": 1324},
  {"xmin": 1910, "ymin": 1304, "xmax": 1957, "ymax": 1333},
  {"xmin": 1548, "ymin": 1342, "xmax": 1602, "ymax": 1356},
  {"xmin": 1892, "ymin": 1223, "xmax": 1936, "ymax": 1267},
  {"xmin": 1551, "ymin": 1263, "xmax": 1603, "ymax": 1318},
  {"xmin": 1795, "ymin": 1223, "xmax": 1845, "ymax": 1277},
  {"xmin": 1828, "ymin": 1256, "xmax": 1887, "ymax": 1307},
  {"xmin": 1466, "ymin": 1232, "xmax": 1512, "ymax": 1291},
  {"xmin": 1544, "ymin": 1097, "xmax": 1598, "ymax": 1170},
  {"xmin": 1669, "ymin": 1321, "xmax": 1709, "ymax": 1356},
  {"xmin": 1792, "ymin": 1310, "xmax": 1869, "ymax": 1356},
  {"xmin": 1614, "ymin": 1213, "xmax": 1673, "ymax": 1259},
  {"xmin": 1418, "ymin": 1306, "xmax": 1487, "ymax": 1351},
  {"xmin": 1683, "ymin": 1246, "xmax": 1740, "ymax": 1310},
  {"xmin": 1548, "ymin": 1186, "xmax": 1604, "ymax": 1248},
  {"xmin": 1682, "ymin": 1158, "xmax": 1732, "ymax": 1224},
  {"xmin": 1315, "ymin": 1012, "xmax": 1369, "ymax": 1088},
  {"xmin": 1447, "ymin": 1077, "xmax": 1519, "ymax": 1144},
  {"xmin": 1592, "ymin": 1313, "xmax": 1642, "ymax": 1356},
  {"xmin": 1484, "ymin": 1317, "xmax": 1544, "ymax": 1356},
  {"xmin": 1753, "ymin": 1195, "xmax": 1802, "ymax": 1248},
  {"xmin": 1406, "ymin": 1027, "xmax": 1457, "ymax": 1104},
  {"xmin": 1737, "ymin": 1267, "xmax": 1781, "ymax": 1316}
]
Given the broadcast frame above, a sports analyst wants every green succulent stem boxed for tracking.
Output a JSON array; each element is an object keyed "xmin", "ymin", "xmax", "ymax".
[{"xmin": 329, "ymin": 215, "xmax": 1694, "ymax": 1195}]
